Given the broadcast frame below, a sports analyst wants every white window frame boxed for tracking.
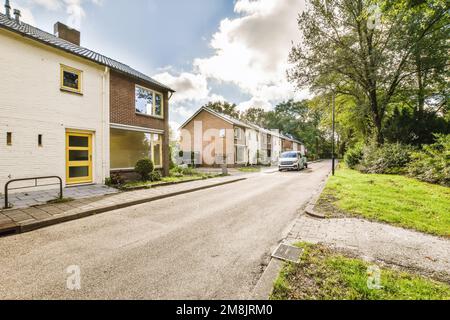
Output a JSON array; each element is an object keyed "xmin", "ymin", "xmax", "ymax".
[
  {"xmin": 135, "ymin": 85, "xmax": 164, "ymax": 119},
  {"xmin": 234, "ymin": 127, "xmax": 242, "ymax": 140},
  {"xmin": 152, "ymin": 134, "xmax": 163, "ymax": 169}
]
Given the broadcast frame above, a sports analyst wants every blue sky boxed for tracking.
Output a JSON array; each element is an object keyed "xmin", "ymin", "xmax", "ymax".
[{"xmin": 11, "ymin": 0, "xmax": 308, "ymax": 129}]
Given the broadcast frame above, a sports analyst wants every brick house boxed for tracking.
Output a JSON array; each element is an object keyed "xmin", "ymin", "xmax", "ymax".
[
  {"xmin": 109, "ymin": 68, "xmax": 172, "ymax": 178},
  {"xmin": 180, "ymin": 107, "xmax": 304, "ymax": 167},
  {"xmin": 0, "ymin": 4, "xmax": 173, "ymax": 193}
]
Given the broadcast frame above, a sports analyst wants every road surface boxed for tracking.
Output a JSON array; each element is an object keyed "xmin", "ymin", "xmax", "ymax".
[{"xmin": 0, "ymin": 161, "xmax": 331, "ymax": 299}]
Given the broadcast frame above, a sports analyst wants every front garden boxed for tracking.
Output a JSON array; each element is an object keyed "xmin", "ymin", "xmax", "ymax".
[{"xmin": 106, "ymin": 158, "xmax": 226, "ymax": 191}]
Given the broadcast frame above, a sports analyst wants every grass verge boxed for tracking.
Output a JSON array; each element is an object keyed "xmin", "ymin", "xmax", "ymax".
[
  {"xmin": 317, "ymin": 167, "xmax": 450, "ymax": 237},
  {"xmin": 271, "ymin": 243, "xmax": 450, "ymax": 300},
  {"xmin": 238, "ymin": 166, "xmax": 262, "ymax": 173}
]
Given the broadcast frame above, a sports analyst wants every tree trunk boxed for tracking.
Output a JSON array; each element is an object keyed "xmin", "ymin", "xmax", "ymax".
[
  {"xmin": 369, "ymin": 88, "xmax": 384, "ymax": 145},
  {"xmin": 416, "ymin": 49, "xmax": 425, "ymax": 116}
]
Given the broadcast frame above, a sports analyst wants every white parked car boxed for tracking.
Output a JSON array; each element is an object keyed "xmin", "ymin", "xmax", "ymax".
[{"xmin": 279, "ymin": 151, "xmax": 308, "ymax": 171}]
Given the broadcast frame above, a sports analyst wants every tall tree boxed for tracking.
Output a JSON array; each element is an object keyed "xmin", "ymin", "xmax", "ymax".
[
  {"xmin": 203, "ymin": 101, "xmax": 241, "ymax": 119},
  {"xmin": 241, "ymin": 108, "xmax": 267, "ymax": 127},
  {"xmin": 288, "ymin": 0, "xmax": 449, "ymax": 144}
]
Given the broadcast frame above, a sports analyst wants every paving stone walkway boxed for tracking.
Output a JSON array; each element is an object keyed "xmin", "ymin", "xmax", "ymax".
[
  {"xmin": 0, "ymin": 185, "xmax": 119, "ymax": 209},
  {"xmin": 286, "ymin": 215, "xmax": 450, "ymax": 280},
  {"xmin": 0, "ymin": 176, "xmax": 244, "ymax": 235}
]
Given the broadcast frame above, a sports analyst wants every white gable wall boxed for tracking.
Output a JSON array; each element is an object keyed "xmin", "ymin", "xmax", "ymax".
[{"xmin": 0, "ymin": 29, "xmax": 109, "ymax": 193}]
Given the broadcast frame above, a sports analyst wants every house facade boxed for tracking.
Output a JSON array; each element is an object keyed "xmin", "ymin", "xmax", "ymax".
[
  {"xmin": 180, "ymin": 107, "xmax": 241, "ymax": 166},
  {"xmin": 180, "ymin": 107, "xmax": 304, "ymax": 167},
  {"xmin": 0, "ymin": 7, "xmax": 173, "ymax": 193},
  {"xmin": 109, "ymin": 70, "xmax": 171, "ymax": 178}
]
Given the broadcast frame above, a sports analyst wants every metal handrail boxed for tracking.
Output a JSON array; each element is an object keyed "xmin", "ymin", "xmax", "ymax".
[{"xmin": 3, "ymin": 176, "xmax": 63, "ymax": 209}]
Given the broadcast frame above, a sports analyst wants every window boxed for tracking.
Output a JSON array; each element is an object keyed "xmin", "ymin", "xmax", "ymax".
[
  {"xmin": 110, "ymin": 129, "xmax": 163, "ymax": 169},
  {"xmin": 60, "ymin": 65, "xmax": 82, "ymax": 94},
  {"xmin": 152, "ymin": 134, "xmax": 162, "ymax": 168},
  {"xmin": 135, "ymin": 85, "xmax": 164, "ymax": 118},
  {"xmin": 234, "ymin": 128, "xmax": 242, "ymax": 140},
  {"xmin": 38, "ymin": 134, "xmax": 43, "ymax": 147},
  {"xmin": 236, "ymin": 146, "xmax": 246, "ymax": 163},
  {"xmin": 7, "ymin": 132, "xmax": 12, "ymax": 146}
]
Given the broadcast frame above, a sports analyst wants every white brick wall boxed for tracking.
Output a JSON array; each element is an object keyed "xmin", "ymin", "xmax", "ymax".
[{"xmin": 0, "ymin": 29, "xmax": 110, "ymax": 193}]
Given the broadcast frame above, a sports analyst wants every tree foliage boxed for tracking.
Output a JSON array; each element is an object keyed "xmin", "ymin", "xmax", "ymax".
[
  {"xmin": 203, "ymin": 101, "xmax": 241, "ymax": 119},
  {"xmin": 288, "ymin": 0, "xmax": 449, "ymax": 145}
]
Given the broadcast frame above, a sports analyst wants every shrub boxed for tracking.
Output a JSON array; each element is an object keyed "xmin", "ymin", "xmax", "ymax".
[
  {"xmin": 149, "ymin": 170, "xmax": 162, "ymax": 182},
  {"xmin": 344, "ymin": 143, "xmax": 364, "ymax": 169},
  {"xmin": 135, "ymin": 158, "xmax": 154, "ymax": 181},
  {"xmin": 360, "ymin": 143, "xmax": 413, "ymax": 174},
  {"xmin": 408, "ymin": 134, "xmax": 450, "ymax": 186},
  {"xmin": 182, "ymin": 167, "xmax": 198, "ymax": 176},
  {"xmin": 170, "ymin": 166, "xmax": 184, "ymax": 177},
  {"xmin": 105, "ymin": 173, "xmax": 125, "ymax": 187}
]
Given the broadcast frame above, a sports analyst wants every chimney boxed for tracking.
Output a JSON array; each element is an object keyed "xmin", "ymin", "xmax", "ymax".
[
  {"xmin": 4, "ymin": 0, "xmax": 11, "ymax": 19},
  {"xmin": 54, "ymin": 22, "xmax": 80, "ymax": 46},
  {"xmin": 13, "ymin": 8, "xmax": 20, "ymax": 23}
]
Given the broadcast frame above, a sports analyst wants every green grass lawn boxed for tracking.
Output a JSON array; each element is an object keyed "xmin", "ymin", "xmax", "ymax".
[
  {"xmin": 271, "ymin": 243, "xmax": 450, "ymax": 300},
  {"xmin": 318, "ymin": 167, "xmax": 450, "ymax": 237},
  {"xmin": 238, "ymin": 166, "xmax": 262, "ymax": 173}
]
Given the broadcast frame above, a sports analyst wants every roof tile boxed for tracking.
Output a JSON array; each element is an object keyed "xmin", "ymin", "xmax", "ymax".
[{"xmin": 0, "ymin": 13, "xmax": 174, "ymax": 92}]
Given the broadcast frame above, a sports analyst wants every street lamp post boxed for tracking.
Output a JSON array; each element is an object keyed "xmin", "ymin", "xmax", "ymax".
[{"xmin": 332, "ymin": 92, "xmax": 336, "ymax": 176}]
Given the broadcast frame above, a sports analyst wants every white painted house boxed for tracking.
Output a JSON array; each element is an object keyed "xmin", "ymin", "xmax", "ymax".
[
  {"xmin": 245, "ymin": 126, "xmax": 259, "ymax": 165},
  {"xmin": 0, "ymin": 4, "xmax": 174, "ymax": 196},
  {"xmin": 0, "ymin": 19, "xmax": 110, "ymax": 192}
]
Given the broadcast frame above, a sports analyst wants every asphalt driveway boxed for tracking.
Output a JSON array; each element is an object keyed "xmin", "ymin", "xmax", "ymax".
[{"xmin": 0, "ymin": 161, "xmax": 332, "ymax": 299}]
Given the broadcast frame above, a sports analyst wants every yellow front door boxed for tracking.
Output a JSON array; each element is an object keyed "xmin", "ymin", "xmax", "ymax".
[{"xmin": 66, "ymin": 132, "xmax": 93, "ymax": 185}]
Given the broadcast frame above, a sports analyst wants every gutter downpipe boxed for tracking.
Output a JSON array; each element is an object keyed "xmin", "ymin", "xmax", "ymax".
[{"xmin": 102, "ymin": 66, "xmax": 110, "ymax": 183}]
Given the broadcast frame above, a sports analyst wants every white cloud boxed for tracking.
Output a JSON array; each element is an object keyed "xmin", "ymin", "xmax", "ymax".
[
  {"xmin": 194, "ymin": 0, "xmax": 307, "ymax": 107},
  {"xmin": 13, "ymin": 5, "xmax": 36, "ymax": 24},
  {"xmin": 32, "ymin": 0, "xmax": 62, "ymax": 10},
  {"xmin": 26, "ymin": 0, "xmax": 103, "ymax": 28},
  {"xmin": 153, "ymin": 0, "xmax": 310, "ymax": 126},
  {"xmin": 237, "ymin": 97, "xmax": 273, "ymax": 112},
  {"xmin": 153, "ymin": 72, "xmax": 210, "ymax": 103}
]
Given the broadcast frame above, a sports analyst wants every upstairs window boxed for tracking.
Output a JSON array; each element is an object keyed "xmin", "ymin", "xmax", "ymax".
[
  {"xmin": 234, "ymin": 128, "xmax": 242, "ymax": 140},
  {"xmin": 7, "ymin": 132, "xmax": 12, "ymax": 146},
  {"xmin": 135, "ymin": 85, "xmax": 164, "ymax": 118},
  {"xmin": 60, "ymin": 65, "xmax": 82, "ymax": 94}
]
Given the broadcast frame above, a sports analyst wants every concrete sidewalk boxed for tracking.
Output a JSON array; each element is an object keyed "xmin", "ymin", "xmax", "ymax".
[
  {"xmin": 0, "ymin": 184, "xmax": 119, "ymax": 209},
  {"xmin": 0, "ymin": 176, "xmax": 245, "ymax": 236}
]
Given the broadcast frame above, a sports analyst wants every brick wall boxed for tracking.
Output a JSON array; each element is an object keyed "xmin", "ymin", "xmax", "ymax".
[
  {"xmin": 180, "ymin": 110, "xmax": 235, "ymax": 166},
  {"xmin": 110, "ymin": 70, "xmax": 170, "ymax": 176},
  {"xmin": 282, "ymin": 139, "xmax": 294, "ymax": 151}
]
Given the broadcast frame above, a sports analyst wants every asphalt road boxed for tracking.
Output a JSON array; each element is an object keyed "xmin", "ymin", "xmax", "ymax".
[{"xmin": 0, "ymin": 161, "xmax": 332, "ymax": 299}]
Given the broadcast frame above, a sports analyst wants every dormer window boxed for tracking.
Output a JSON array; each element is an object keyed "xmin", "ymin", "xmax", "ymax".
[
  {"xmin": 60, "ymin": 65, "xmax": 83, "ymax": 94},
  {"xmin": 135, "ymin": 85, "xmax": 164, "ymax": 118}
]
